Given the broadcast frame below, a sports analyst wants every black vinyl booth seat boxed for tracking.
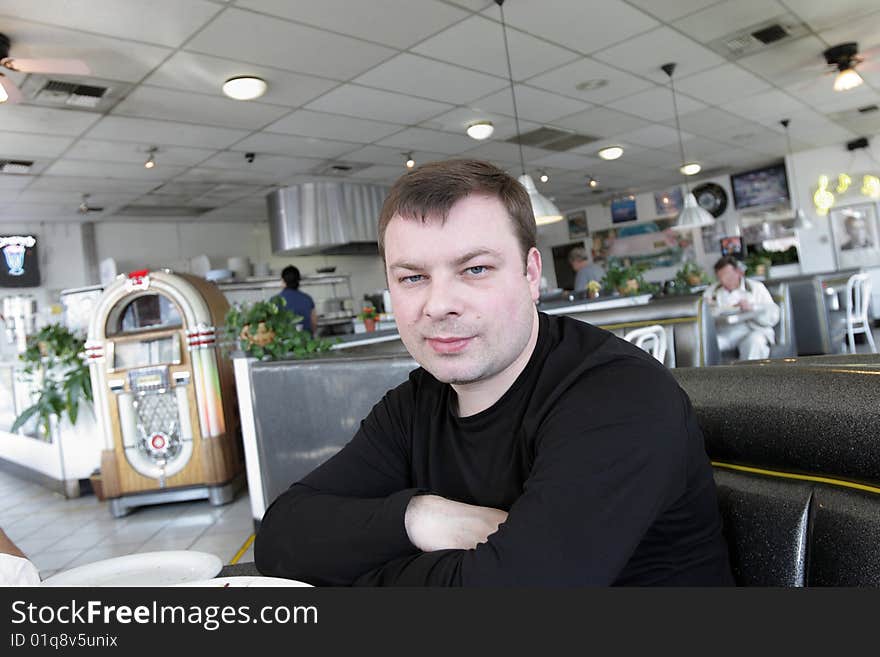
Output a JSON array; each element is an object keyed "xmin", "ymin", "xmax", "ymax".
[{"xmin": 672, "ymin": 354, "xmax": 880, "ymax": 586}]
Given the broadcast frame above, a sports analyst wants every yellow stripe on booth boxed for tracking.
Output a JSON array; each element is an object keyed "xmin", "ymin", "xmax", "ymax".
[
  {"xmin": 712, "ymin": 461, "xmax": 880, "ymax": 495},
  {"xmin": 230, "ymin": 534, "xmax": 255, "ymax": 565}
]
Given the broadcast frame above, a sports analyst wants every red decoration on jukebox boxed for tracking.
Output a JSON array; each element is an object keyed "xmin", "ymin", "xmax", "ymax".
[{"xmin": 86, "ymin": 270, "xmax": 242, "ymax": 517}]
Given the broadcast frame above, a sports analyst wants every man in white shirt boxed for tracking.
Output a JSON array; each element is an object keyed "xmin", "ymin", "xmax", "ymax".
[
  {"xmin": 0, "ymin": 527, "xmax": 40, "ymax": 586},
  {"xmin": 703, "ymin": 255, "xmax": 780, "ymax": 361}
]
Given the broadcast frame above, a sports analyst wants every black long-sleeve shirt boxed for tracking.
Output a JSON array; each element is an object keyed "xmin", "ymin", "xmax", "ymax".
[{"xmin": 255, "ymin": 313, "xmax": 734, "ymax": 586}]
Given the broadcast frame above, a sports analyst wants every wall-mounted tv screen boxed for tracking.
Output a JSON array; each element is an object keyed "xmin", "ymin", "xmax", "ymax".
[
  {"xmin": 730, "ymin": 162, "xmax": 790, "ymax": 210},
  {"xmin": 0, "ymin": 235, "xmax": 40, "ymax": 288},
  {"xmin": 611, "ymin": 195, "xmax": 637, "ymax": 223}
]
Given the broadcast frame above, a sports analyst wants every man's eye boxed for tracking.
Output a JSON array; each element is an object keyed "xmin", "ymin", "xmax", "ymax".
[
  {"xmin": 466, "ymin": 266, "xmax": 488, "ymax": 275},
  {"xmin": 400, "ymin": 275, "xmax": 423, "ymax": 284}
]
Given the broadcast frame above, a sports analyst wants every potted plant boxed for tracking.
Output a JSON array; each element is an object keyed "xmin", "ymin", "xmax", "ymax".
[
  {"xmin": 224, "ymin": 298, "xmax": 336, "ymax": 360},
  {"xmin": 11, "ymin": 324, "xmax": 93, "ymax": 439},
  {"xmin": 602, "ymin": 261, "xmax": 651, "ymax": 297},
  {"xmin": 744, "ymin": 251, "xmax": 772, "ymax": 278},
  {"xmin": 357, "ymin": 305, "xmax": 380, "ymax": 332},
  {"xmin": 674, "ymin": 262, "xmax": 709, "ymax": 290}
]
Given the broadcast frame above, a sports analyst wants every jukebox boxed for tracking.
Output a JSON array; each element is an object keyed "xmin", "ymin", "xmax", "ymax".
[{"xmin": 86, "ymin": 269, "xmax": 242, "ymax": 517}]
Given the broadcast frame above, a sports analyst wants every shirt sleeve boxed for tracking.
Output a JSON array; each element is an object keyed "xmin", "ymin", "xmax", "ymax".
[
  {"xmin": 254, "ymin": 381, "xmax": 425, "ymax": 586},
  {"xmin": 353, "ymin": 361, "xmax": 689, "ymax": 586},
  {"xmin": 0, "ymin": 554, "xmax": 41, "ymax": 586},
  {"xmin": 751, "ymin": 282, "xmax": 780, "ymax": 327}
]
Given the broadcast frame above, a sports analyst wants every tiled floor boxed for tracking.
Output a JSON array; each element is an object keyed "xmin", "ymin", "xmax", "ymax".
[{"xmin": 0, "ymin": 469, "xmax": 254, "ymax": 581}]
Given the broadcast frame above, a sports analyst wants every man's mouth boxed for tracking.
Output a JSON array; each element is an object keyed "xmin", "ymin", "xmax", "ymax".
[{"xmin": 425, "ymin": 336, "xmax": 474, "ymax": 354}]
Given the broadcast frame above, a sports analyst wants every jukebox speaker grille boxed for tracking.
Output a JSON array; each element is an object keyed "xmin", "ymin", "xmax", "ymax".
[{"xmin": 134, "ymin": 391, "xmax": 183, "ymax": 464}]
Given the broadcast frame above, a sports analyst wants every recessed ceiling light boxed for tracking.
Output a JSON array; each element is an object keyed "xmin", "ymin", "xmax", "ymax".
[
  {"xmin": 680, "ymin": 162, "xmax": 702, "ymax": 176},
  {"xmin": 222, "ymin": 76, "xmax": 268, "ymax": 101},
  {"xmin": 466, "ymin": 120, "xmax": 494, "ymax": 140},
  {"xmin": 598, "ymin": 146, "xmax": 623, "ymax": 160},
  {"xmin": 144, "ymin": 146, "xmax": 157, "ymax": 169},
  {"xmin": 575, "ymin": 79, "xmax": 609, "ymax": 92},
  {"xmin": 587, "ymin": 177, "xmax": 598, "ymax": 188},
  {"xmin": 404, "ymin": 152, "xmax": 415, "ymax": 169},
  {"xmin": 539, "ymin": 171, "xmax": 549, "ymax": 183}
]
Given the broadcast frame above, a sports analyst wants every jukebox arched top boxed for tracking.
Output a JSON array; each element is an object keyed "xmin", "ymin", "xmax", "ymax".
[{"xmin": 107, "ymin": 292, "xmax": 183, "ymax": 337}]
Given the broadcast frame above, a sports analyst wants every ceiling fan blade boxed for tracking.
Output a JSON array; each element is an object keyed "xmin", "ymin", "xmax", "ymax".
[
  {"xmin": 0, "ymin": 74, "xmax": 23, "ymax": 103},
  {"xmin": 3, "ymin": 57, "xmax": 90, "ymax": 75}
]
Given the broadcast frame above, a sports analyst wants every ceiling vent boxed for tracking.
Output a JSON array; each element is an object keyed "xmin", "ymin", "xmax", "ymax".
[
  {"xmin": 505, "ymin": 126, "xmax": 599, "ymax": 151},
  {"xmin": 311, "ymin": 161, "xmax": 372, "ymax": 177},
  {"xmin": 17, "ymin": 75, "xmax": 130, "ymax": 113},
  {"xmin": 35, "ymin": 80, "xmax": 106, "ymax": 107},
  {"xmin": 0, "ymin": 160, "xmax": 33, "ymax": 174},
  {"xmin": 710, "ymin": 17, "xmax": 808, "ymax": 58}
]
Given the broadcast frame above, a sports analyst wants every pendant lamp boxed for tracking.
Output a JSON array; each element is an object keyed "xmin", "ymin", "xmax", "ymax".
[
  {"xmin": 662, "ymin": 63, "xmax": 714, "ymax": 231},
  {"xmin": 781, "ymin": 119, "xmax": 812, "ymax": 230},
  {"xmin": 496, "ymin": 0, "xmax": 563, "ymax": 226}
]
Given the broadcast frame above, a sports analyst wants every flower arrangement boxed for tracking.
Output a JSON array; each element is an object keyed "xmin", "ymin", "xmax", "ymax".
[
  {"xmin": 586, "ymin": 280, "xmax": 602, "ymax": 298},
  {"xmin": 224, "ymin": 297, "xmax": 336, "ymax": 360},
  {"xmin": 674, "ymin": 262, "xmax": 709, "ymax": 288},
  {"xmin": 357, "ymin": 305, "xmax": 380, "ymax": 321},
  {"xmin": 602, "ymin": 261, "xmax": 651, "ymax": 296}
]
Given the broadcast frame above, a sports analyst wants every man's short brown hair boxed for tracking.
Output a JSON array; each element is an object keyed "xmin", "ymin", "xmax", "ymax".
[
  {"xmin": 377, "ymin": 159, "xmax": 536, "ymax": 263},
  {"xmin": 713, "ymin": 255, "xmax": 740, "ymax": 272}
]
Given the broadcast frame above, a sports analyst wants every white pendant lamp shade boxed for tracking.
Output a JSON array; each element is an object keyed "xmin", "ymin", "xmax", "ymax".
[
  {"xmin": 672, "ymin": 192, "xmax": 715, "ymax": 230},
  {"xmin": 793, "ymin": 208, "xmax": 813, "ymax": 230},
  {"xmin": 518, "ymin": 174, "xmax": 563, "ymax": 226}
]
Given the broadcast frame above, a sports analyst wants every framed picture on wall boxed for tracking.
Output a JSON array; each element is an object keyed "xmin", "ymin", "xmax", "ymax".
[
  {"xmin": 830, "ymin": 203, "xmax": 880, "ymax": 270},
  {"xmin": 653, "ymin": 187, "xmax": 683, "ymax": 217},
  {"xmin": 610, "ymin": 196, "xmax": 637, "ymax": 223},
  {"xmin": 719, "ymin": 236, "xmax": 745, "ymax": 260},
  {"xmin": 566, "ymin": 210, "xmax": 588, "ymax": 239}
]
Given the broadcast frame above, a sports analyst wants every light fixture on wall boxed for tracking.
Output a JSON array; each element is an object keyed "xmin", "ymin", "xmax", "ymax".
[
  {"xmin": 597, "ymin": 146, "xmax": 623, "ymax": 161},
  {"xmin": 143, "ymin": 146, "xmax": 157, "ymax": 169},
  {"xmin": 495, "ymin": 0, "xmax": 562, "ymax": 226},
  {"xmin": 403, "ymin": 152, "xmax": 415, "ymax": 169},
  {"xmin": 662, "ymin": 62, "xmax": 714, "ymax": 230},
  {"xmin": 780, "ymin": 119, "xmax": 812, "ymax": 230},
  {"xmin": 466, "ymin": 120, "xmax": 494, "ymax": 140},
  {"xmin": 587, "ymin": 176, "xmax": 598, "ymax": 188},
  {"xmin": 539, "ymin": 170, "xmax": 549, "ymax": 183},
  {"xmin": 222, "ymin": 76, "xmax": 268, "ymax": 100},
  {"xmin": 823, "ymin": 43, "xmax": 864, "ymax": 92}
]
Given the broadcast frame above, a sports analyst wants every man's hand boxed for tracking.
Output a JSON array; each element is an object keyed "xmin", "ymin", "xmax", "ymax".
[
  {"xmin": 405, "ymin": 495, "xmax": 508, "ymax": 552},
  {"xmin": 737, "ymin": 299, "xmax": 753, "ymax": 312}
]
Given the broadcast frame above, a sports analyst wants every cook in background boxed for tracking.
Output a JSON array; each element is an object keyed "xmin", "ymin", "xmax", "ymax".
[{"xmin": 272, "ymin": 265, "xmax": 317, "ymax": 335}]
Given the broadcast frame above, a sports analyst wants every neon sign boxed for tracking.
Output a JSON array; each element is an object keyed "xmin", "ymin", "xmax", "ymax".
[
  {"xmin": 0, "ymin": 235, "xmax": 35, "ymax": 276},
  {"xmin": 813, "ymin": 172, "xmax": 880, "ymax": 215}
]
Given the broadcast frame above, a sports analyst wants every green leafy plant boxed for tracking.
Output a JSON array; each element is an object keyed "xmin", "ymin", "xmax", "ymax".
[
  {"xmin": 602, "ymin": 261, "xmax": 651, "ymax": 296},
  {"xmin": 224, "ymin": 297, "xmax": 336, "ymax": 361},
  {"xmin": 11, "ymin": 324, "xmax": 93, "ymax": 439},
  {"xmin": 356, "ymin": 305, "xmax": 380, "ymax": 321},
  {"xmin": 674, "ymin": 261, "xmax": 710, "ymax": 289},
  {"xmin": 744, "ymin": 251, "xmax": 772, "ymax": 277}
]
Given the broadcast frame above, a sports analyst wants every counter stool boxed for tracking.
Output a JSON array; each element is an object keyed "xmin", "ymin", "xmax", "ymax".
[
  {"xmin": 623, "ymin": 324, "xmax": 667, "ymax": 364},
  {"xmin": 845, "ymin": 273, "xmax": 876, "ymax": 354}
]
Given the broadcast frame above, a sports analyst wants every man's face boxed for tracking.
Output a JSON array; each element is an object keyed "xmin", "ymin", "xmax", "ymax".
[
  {"xmin": 384, "ymin": 194, "xmax": 541, "ymax": 386},
  {"xmin": 716, "ymin": 264, "xmax": 742, "ymax": 292},
  {"xmin": 847, "ymin": 217, "xmax": 868, "ymax": 244}
]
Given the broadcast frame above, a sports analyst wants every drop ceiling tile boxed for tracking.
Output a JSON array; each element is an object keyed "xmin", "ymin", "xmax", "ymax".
[
  {"xmin": 0, "ymin": 105, "xmax": 100, "ymax": 137},
  {"xmin": 605, "ymin": 87, "xmax": 706, "ymax": 122},
  {"xmin": 0, "ymin": 132, "xmax": 74, "ymax": 159},
  {"xmin": 352, "ymin": 164, "xmax": 409, "ymax": 182},
  {"xmin": 675, "ymin": 63, "xmax": 772, "ymax": 106},
  {"xmin": 324, "ymin": 144, "xmax": 443, "ymax": 167},
  {"xmin": 44, "ymin": 159, "xmax": 188, "ymax": 181},
  {"xmin": 143, "ymin": 52, "xmax": 339, "ymax": 108},
  {"xmin": 784, "ymin": 76, "xmax": 880, "ymax": 115},
  {"xmin": 305, "ymin": 85, "xmax": 453, "ymax": 124},
  {"xmin": 235, "ymin": 0, "xmax": 468, "ymax": 50},
  {"xmin": 86, "ymin": 117, "xmax": 249, "ymax": 149},
  {"xmin": 723, "ymin": 89, "xmax": 809, "ymax": 124},
  {"xmin": 27, "ymin": 175, "xmax": 157, "ymax": 193},
  {"xmin": 661, "ymin": 108, "xmax": 763, "ymax": 140},
  {"xmin": 178, "ymin": 167, "xmax": 287, "ymax": 185},
  {"xmin": 593, "ymin": 27, "xmax": 726, "ymax": 83},
  {"xmin": 736, "ymin": 35, "xmax": 828, "ymax": 89},
  {"xmin": 15, "ymin": 189, "xmax": 138, "ymax": 205},
  {"xmin": 481, "ymin": 0, "xmax": 658, "ymax": 55},
  {"xmin": 529, "ymin": 152, "xmax": 596, "ymax": 171},
  {"xmin": 352, "ymin": 53, "xmax": 508, "ymax": 105},
  {"xmin": 186, "ymin": 8, "xmax": 397, "ymax": 81},
  {"xmin": 266, "ymin": 109, "xmax": 403, "ymax": 142},
  {"xmin": 377, "ymin": 127, "xmax": 486, "ymax": 155},
  {"xmin": 111, "ymin": 86, "xmax": 290, "ymax": 130},
  {"xmin": 786, "ymin": 0, "xmax": 880, "ymax": 31},
  {"xmin": 552, "ymin": 107, "xmax": 652, "ymax": 138},
  {"xmin": 444, "ymin": 0, "xmax": 493, "ymax": 11},
  {"xmin": 625, "ymin": 0, "xmax": 719, "ymax": 21},
  {"xmin": 230, "ymin": 133, "xmax": 361, "ymax": 160},
  {"xmin": 459, "ymin": 141, "xmax": 550, "ymax": 166},
  {"xmin": 469, "ymin": 85, "xmax": 592, "ymax": 123},
  {"xmin": 0, "ymin": 17, "xmax": 171, "ymax": 83},
  {"xmin": 0, "ymin": 203, "xmax": 73, "ymax": 218},
  {"xmin": 412, "ymin": 15, "xmax": 578, "ymax": 81},
  {"xmin": 421, "ymin": 108, "xmax": 541, "ymax": 141},
  {"xmin": 0, "ymin": 0, "xmax": 220, "ymax": 47},
  {"xmin": 818, "ymin": 10, "xmax": 880, "ymax": 52},
  {"xmin": 617, "ymin": 124, "xmax": 695, "ymax": 149},
  {"xmin": 672, "ymin": 0, "xmax": 790, "ymax": 45},
  {"xmin": 63, "ymin": 140, "xmax": 216, "ymax": 166},
  {"xmin": 525, "ymin": 57, "xmax": 654, "ymax": 105},
  {"xmin": 0, "ymin": 176, "xmax": 33, "ymax": 191},
  {"xmin": 198, "ymin": 152, "xmax": 321, "ymax": 177}
]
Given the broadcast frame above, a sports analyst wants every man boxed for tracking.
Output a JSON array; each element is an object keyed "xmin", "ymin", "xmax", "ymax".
[
  {"xmin": 568, "ymin": 246, "xmax": 605, "ymax": 292},
  {"xmin": 840, "ymin": 214, "xmax": 873, "ymax": 251},
  {"xmin": 1, "ymin": 527, "xmax": 40, "ymax": 586},
  {"xmin": 704, "ymin": 255, "xmax": 780, "ymax": 361},
  {"xmin": 255, "ymin": 159, "xmax": 733, "ymax": 586},
  {"xmin": 273, "ymin": 265, "xmax": 317, "ymax": 335}
]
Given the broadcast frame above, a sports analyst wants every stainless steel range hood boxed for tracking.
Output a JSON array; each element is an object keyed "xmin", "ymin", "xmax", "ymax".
[{"xmin": 267, "ymin": 181, "xmax": 390, "ymax": 256}]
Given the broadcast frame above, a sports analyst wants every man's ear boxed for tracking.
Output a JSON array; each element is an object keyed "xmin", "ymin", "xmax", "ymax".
[{"xmin": 525, "ymin": 247, "xmax": 542, "ymax": 301}]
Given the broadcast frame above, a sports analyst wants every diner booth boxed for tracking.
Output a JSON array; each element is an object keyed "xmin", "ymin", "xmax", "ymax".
[{"xmin": 85, "ymin": 269, "xmax": 242, "ymax": 517}]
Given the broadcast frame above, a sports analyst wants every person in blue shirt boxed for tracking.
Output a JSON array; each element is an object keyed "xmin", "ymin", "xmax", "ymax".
[{"xmin": 274, "ymin": 265, "xmax": 317, "ymax": 335}]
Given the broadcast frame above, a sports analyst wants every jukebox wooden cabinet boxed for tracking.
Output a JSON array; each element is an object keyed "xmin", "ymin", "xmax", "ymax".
[{"xmin": 86, "ymin": 269, "xmax": 242, "ymax": 517}]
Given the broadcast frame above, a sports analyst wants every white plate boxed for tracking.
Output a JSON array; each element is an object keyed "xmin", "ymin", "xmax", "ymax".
[
  {"xmin": 174, "ymin": 576, "xmax": 314, "ymax": 587},
  {"xmin": 40, "ymin": 551, "xmax": 222, "ymax": 587}
]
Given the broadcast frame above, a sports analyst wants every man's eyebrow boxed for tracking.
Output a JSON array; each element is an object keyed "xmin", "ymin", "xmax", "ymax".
[
  {"xmin": 452, "ymin": 248, "xmax": 502, "ymax": 266},
  {"xmin": 388, "ymin": 261, "xmax": 424, "ymax": 271}
]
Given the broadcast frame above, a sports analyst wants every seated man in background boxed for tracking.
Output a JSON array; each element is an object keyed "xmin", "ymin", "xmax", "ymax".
[
  {"xmin": 704, "ymin": 255, "xmax": 780, "ymax": 361},
  {"xmin": 256, "ymin": 159, "xmax": 733, "ymax": 587},
  {"xmin": 568, "ymin": 246, "xmax": 605, "ymax": 292}
]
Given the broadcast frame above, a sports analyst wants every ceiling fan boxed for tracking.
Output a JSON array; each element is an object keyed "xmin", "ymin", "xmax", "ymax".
[
  {"xmin": 78, "ymin": 194, "xmax": 104, "ymax": 215},
  {"xmin": 821, "ymin": 41, "xmax": 876, "ymax": 92},
  {"xmin": 0, "ymin": 32, "xmax": 91, "ymax": 104}
]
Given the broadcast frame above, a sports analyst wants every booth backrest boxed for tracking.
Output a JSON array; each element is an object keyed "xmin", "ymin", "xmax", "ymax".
[
  {"xmin": 672, "ymin": 355, "xmax": 880, "ymax": 586},
  {"xmin": 764, "ymin": 281, "xmax": 796, "ymax": 359}
]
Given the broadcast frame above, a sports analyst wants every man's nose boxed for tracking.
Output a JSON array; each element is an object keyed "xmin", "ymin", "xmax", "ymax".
[{"xmin": 423, "ymin": 276, "xmax": 462, "ymax": 319}]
